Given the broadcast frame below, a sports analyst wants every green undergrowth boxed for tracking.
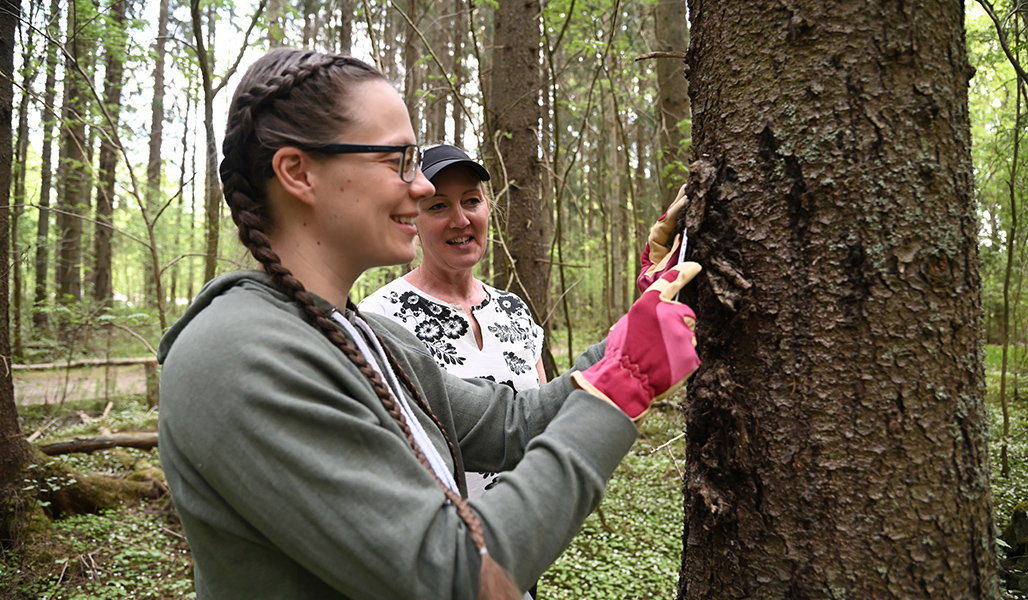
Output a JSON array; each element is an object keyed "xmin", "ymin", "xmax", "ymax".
[
  {"xmin": 18, "ymin": 394, "xmax": 158, "ymax": 444},
  {"xmin": 2, "ymin": 371, "xmax": 1026, "ymax": 599},
  {"xmin": 0, "ymin": 499, "xmax": 193, "ymax": 600},
  {"xmin": 539, "ymin": 401, "xmax": 687, "ymax": 599}
]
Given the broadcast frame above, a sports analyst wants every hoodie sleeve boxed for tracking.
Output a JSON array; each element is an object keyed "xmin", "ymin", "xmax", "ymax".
[{"xmin": 159, "ymin": 278, "xmax": 634, "ymax": 600}]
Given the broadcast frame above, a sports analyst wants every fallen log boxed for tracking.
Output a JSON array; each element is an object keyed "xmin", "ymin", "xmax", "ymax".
[{"xmin": 37, "ymin": 432, "xmax": 159, "ymax": 455}]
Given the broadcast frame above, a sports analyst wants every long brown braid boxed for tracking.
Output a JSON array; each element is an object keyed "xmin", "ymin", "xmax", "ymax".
[{"xmin": 219, "ymin": 48, "xmax": 520, "ymax": 600}]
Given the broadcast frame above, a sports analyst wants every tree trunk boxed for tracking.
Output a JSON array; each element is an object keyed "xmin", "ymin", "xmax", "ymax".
[
  {"xmin": 451, "ymin": 0, "xmax": 465, "ymax": 148},
  {"xmin": 143, "ymin": 0, "xmax": 168, "ymax": 307},
  {"xmin": 654, "ymin": 0, "xmax": 690, "ymax": 205},
  {"xmin": 488, "ymin": 0, "xmax": 549, "ymax": 324},
  {"xmin": 32, "ymin": 0, "xmax": 60, "ymax": 329},
  {"xmin": 997, "ymin": 7, "xmax": 1025, "ymax": 482},
  {"xmin": 0, "ymin": 0, "xmax": 30, "ymax": 548},
  {"xmin": 403, "ymin": 0, "xmax": 420, "ymax": 134},
  {"xmin": 337, "ymin": 0, "xmax": 352, "ymax": 54},
  {"xmin": 267, "ymin": 0, "xmax": 284, "ymax": 46},
  {"xmin": 56, "ymin": 0, "xmax": 91, "ymax": 302},
  {"xmin": 12, "ymin": 4, "xmax": 39, "ymax": 358},
  {"xmin": 193, "ymin": 0, "xmax": 220, "ymax": 283},
  {"xmin": 93, "ymin": 0, "xmax": 128, "ymax": 304},
  {"xmin": 678, "ymin": 1, "xmax": 998, "ymax": 597}
]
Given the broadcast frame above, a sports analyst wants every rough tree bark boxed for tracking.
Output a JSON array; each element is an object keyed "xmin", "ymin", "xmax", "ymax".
[{"xmin": 678, "ymin": 1, "xmax": 999, "ymax": 597}]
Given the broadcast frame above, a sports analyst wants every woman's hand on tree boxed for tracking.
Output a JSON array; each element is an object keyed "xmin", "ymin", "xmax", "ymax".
[
  {"xmin": 637, "ymin": 184, "xmax": 689, "ymax": 293},
  {"xmin": 573, "ymin": 262, "xmax": 702, "ymax": 422}
]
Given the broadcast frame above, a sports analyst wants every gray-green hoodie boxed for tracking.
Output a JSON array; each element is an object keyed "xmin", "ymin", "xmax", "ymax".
[{"xmin": 157, "ymin": 271, "xmax": 637, "ymax": 599}]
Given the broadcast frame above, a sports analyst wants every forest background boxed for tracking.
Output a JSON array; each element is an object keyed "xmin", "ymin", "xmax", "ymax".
[{"xmin": 0, "ymin": 0, "xmax": 1026, "ymax": 598}]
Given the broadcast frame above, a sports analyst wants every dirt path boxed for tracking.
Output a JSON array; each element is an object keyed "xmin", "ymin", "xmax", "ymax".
[{"xmin": 14, "ymin": 364, "xmax": 152, "ymax": 406}]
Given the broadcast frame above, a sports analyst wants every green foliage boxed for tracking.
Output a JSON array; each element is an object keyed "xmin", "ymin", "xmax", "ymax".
[
  {"xmin": 540, "ymin": 403, "xmax": 687, "ymax": 599},
  {"xmin": 20, "ymin": 298, "xmax": 161, "ymax": 364},
  {"xmin": 0, "ymin": 502, "xmax": 194, "ymax": 600}
]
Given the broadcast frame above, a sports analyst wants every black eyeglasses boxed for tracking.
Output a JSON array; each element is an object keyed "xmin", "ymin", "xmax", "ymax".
[{"xmin": 305, "ymin": 143, "xmax": 422, "ymax": 182}]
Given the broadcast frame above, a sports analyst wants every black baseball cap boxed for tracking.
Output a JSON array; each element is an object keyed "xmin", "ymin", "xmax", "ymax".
[{"xmin": 421, "ymin": 145, "xmax": 490, "ymax": 182}]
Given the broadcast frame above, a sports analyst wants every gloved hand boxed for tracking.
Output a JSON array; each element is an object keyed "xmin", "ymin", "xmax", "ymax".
[
  {"xmin": 573, "ymin": 262, "xmax": 701, "ymax": 421},
  {"xmin": 637, "ymin": 184, "xmax": 689, "ymax": 294}
]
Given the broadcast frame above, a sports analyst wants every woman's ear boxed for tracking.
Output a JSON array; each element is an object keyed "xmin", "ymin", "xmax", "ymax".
[{"xmin": 271, "ymin": 147, "xmax": 317, "ymax": 207}]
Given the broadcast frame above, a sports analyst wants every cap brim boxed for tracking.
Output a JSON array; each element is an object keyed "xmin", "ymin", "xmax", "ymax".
[{"xmin": 422, "ymin": 159, "xmax": 491, "ymax": 182}]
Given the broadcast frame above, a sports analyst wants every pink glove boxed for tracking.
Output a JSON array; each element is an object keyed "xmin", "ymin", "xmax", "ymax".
[
  {"xmin": 573, "ymin": 262, "xmax": 702, "ymax": 421},
  {"xmin": 637, "ymin": 184, "xmax": 689, "ymax": 294}
]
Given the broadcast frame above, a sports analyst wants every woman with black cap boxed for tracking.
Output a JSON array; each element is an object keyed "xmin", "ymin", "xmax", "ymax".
[{"xmin": 360, "ymin": 145, "xmax": 548, "ymax": 470}]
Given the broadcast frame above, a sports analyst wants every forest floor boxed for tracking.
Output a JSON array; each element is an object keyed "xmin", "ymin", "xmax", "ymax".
[
  {"xmin": 0, "ymin": 362, "xmax": 1026, "ymax": 599},
  {"xmin": 14, "ymin": 364, "xmax": 150, "ymax": 407}
]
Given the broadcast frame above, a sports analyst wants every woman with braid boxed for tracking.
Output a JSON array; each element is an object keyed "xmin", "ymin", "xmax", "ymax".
[{"xmin": 157, "ymin": 47, "xmax": 702, "ymax": 600}]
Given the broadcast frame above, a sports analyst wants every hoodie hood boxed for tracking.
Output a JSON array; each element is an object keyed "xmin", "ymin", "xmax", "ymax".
[{"xmin": 158, "ymin": 270, "xmax": 292, "ymax": 364}]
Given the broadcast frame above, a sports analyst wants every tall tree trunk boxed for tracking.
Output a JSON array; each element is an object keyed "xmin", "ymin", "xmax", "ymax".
[
  {"xmin": 267, "ymin": 0, "xmax": 284, "ymax": 46},
  {"xmin": 12, "ymin": 3, "xmax": 39, "ymax": 358},
  {"xmin": 32, "ymin": 0, "xmax": 60, "ymax": 329},
  {"xmin": 998, "ymin": 6, "xmax": 1025, "ymax": 482},
  {"xmin": 451, "ymin": 0, "xmax": 465, "ymax": 148},
  {"xmin": 403, "ymin": 0, "xmax": 420, "ymax": 132},
  {"xmin": 193, "ymin": 0, "xmax": 220, "ymax": 284},
  {"xmin": 654, "ymin": 0, "xmax": 690, "ymax": 205},
  {"xmin": 488, "ymin": 0, "xmax": 549, "ymax": 328},
  {"xmin": 0, "ymin": 0, "xmax": 30, "ymax": 547},
  {"xmin": 679, "ymin": 1, "xmax": 998, "ymax": 597},
  {"xmin": 144, "ymin": 0, "xmax": 168, "ymax": 307},
  {"xmin": 170, "ymin": 92, "xmax": 193, "ymax": 308},
  {"xmin": 337, "ymin": 0, "xmax": 352, "ymax": 54},
  {"xmin": 425, "ymin": 8, "xmax": 447, "ymax": 144},
  {"xmin": 56, "ymin": 0, "xmax": 91, "ymax": 302},
  {"xmin": 93, "ymin": 0, "xmax": 128, "ymax": 304}
]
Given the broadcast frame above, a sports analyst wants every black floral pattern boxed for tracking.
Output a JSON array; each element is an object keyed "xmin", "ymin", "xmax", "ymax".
[
  {"xmin": 503, "ymin": 351, "xmax": 530, "ymax": 375},
  {"xmin": 361, "ymin": 282, "xmax": 542, "ymax": 391}
]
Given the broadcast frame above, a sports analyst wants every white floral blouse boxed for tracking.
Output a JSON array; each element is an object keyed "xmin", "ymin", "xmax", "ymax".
[{"xmin": 357, "ymin": 277, "xmax": 544, "ymax": 393}]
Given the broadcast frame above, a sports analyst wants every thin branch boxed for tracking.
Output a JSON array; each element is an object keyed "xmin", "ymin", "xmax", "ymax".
[
  {"xmin": 361, "ymin": 0, "xmax": 383, "ymax": 72},
  {"xmin": 977, "ymin": 0, "xmax": 1028, "ymax": 97},
  {"xmin": 389, "ymin": 0, "xmax": 476, "ymax": 126},
  {"xmin": 212, "ymin": 0, "xmax": 269, "ymax": 96},
  {"xmin": 633, "ymin": 51, "xmax": 688, "ymax": 62}
]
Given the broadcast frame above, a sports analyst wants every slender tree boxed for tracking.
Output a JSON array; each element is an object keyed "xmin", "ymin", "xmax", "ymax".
[
  {"xmin": 654, "ymin": 0, "xmax": 690, "ymax": 205},
  {"xmin": 337, "ymin": 0, "xmax": 352, "ymax": 53},
  {"xmin": 31, "ymin": 0, "xmax": 60, "ymax": 329},
  {"xmin": 140, "ymin": 0, "xmax": 169, "ymax": 308},
  {"xmin": 192, "ymin": 0, "xmax": 266, "ymax": 283},
  {"xmin": 56, "ymin": 0, "xmax": 93, "ymax": 302},
  {"xmin": 678, "ymin": 1, "xmax": 998, "ymax": 597},
  {"xmin": 487, "ymin": 0, "xmax": 550, "ymax": 349},
  {"xmin": 93, "ymin": 0, "xmax": 130, "ymax": 304},
  {"xmin": 12, "ymin": 0, "xmax": 39, "ymax": 357}
]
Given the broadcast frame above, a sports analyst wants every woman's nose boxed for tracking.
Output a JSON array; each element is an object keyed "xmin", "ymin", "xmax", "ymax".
[{"xmin": 450, "ymin": 208, "xmax": 470, "ymax": 227}]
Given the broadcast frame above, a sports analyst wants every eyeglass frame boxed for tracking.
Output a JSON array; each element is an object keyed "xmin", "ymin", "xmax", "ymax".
[{"xmin": 300, "ymin": 143, "xmax": 422, "ymax": 183}]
